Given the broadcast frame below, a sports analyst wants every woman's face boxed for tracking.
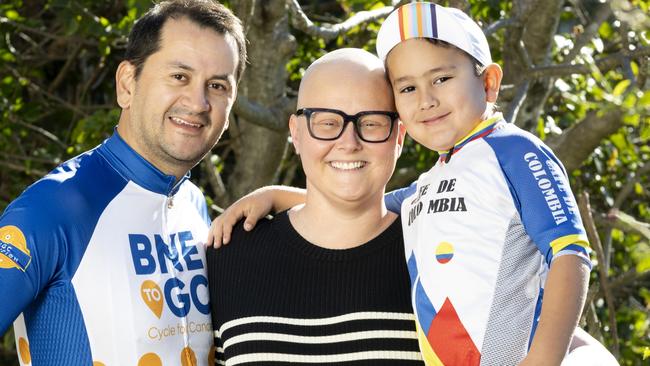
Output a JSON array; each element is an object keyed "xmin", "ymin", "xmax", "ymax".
[{"xmin": 290, "ymin": 57, "xmax": 406, "ymax": 207}]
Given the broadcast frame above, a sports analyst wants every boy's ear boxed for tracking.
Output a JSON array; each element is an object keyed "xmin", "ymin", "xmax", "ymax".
[
  {"xmin": 483, "ymin": 63, "xmax": 503, "ymax": 103},
  {"xmin": 116, "ymin": 61, "xmax": 137, "ymax": 109},
  {"xmin": 288, "ymin": 114, "xmax": 300, "ymax": 155}
]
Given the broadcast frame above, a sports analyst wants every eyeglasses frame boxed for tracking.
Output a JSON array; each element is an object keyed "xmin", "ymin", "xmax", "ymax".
[{"xmin": 295, "ymin": 107, "xmax": 399, "ymax": 143}]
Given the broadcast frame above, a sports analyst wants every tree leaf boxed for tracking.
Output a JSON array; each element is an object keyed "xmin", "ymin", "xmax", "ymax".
[{"xmin": 613, "ymin": 79, "xmax": 631, "ymax": 97}]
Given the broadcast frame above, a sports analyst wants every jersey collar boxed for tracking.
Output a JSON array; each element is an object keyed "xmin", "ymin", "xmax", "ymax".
[
  {"xmin": 438, "ymin": 113, "xmax": 504, "ymax": 163},
  {"xmin": 98, "ymin": 130, "xmax": 190, "ymax": 196}
]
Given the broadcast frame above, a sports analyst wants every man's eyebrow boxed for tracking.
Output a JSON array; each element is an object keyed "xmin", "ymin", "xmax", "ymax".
[
  {"xmin": 168, "ymin": 61, "xmax": 233, "ymax": 82},
  {"xmin": 392, "ymin": 65, "xmax": 457, "ymax": 84}
]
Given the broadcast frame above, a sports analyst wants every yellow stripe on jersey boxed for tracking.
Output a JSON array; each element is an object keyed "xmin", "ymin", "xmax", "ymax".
[
  {"xmin": 416, "ymin": 323, "xmax": 444, "ymax": 365},
  {"xmin": 550, "ymin": 234, "xmax": 589, "ymax": 255}
]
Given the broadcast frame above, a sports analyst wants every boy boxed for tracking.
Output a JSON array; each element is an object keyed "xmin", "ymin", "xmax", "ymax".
[
  {"xmin": 209, "ymin": 3, "xmax": 593, "ymax": 365},
  {"xmin": 375, "ymin": 3, "xmax": 590, "ymax": 365}
]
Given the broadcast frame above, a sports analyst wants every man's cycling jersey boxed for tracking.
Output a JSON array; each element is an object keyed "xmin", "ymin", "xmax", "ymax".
[
  {"xmin": 0, "ymin": 132, "xmax": 214, "ymax": 366},
  {"xmin": 386, "ymin": 116, "xmax": 590, "ymax": 365}
]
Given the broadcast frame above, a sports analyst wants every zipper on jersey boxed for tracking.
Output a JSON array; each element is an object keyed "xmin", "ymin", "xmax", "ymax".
[
  {"xmin": 161, "ymin": 179, "xmax": 193, "ymax": 349},
  {"xmin": 166, "ymin": 178, "xmax": 184, "ymax": 208}
]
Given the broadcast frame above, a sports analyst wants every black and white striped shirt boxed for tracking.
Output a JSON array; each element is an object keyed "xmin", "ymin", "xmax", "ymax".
[{"xmin": 207, "ymin": 211, "xmax": 423, "ymax": 365}]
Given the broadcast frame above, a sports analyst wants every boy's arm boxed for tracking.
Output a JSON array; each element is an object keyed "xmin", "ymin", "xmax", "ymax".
[
  {"xmin": 207, "ymin": 185, "xmax": 305, "ymax": 247},
  {"xmin": 384, "ymin": 181, "xmax": 417, "ymax": 213},
  {"xmin": 520, "ymin": 255, "xmax": 590, "ymax": 366}
]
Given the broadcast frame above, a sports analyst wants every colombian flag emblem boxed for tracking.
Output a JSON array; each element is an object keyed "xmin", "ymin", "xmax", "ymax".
[{"xmin": 435, "ymin": 242, "xmax": 454, "ymax": 264}]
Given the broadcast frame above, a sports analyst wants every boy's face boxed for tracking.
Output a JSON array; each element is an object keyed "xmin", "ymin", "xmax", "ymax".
[{"xmin": 387, "ymin": 38, "xmax": 500, "ymax": 152}]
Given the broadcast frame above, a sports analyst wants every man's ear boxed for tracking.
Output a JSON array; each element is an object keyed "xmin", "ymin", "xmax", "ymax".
[
  {"xmin": 116, "ymin": 61, "xmax": 137, "ymax": 109},
  {"xmin": 483, "ymin": 63, "xmax": 503, "ymax": 103},
  {"xmin": 288, "ymin": 114, "xmax": 300, "ymax": 155}
]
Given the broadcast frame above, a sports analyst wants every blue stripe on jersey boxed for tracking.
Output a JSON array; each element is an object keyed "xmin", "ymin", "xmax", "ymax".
[
  {"xmin": 408, "ymin": 253, "xmax": 437, "ymax": 336},
  {"xmin": 98, "ymin": 130, "xmax": 181, "ymax": 195},
  {"xmin": 385, "ymin": 181, "xmax": 417, "ymax": 214},
  {"xmin": 528, "ymin": 287, "xmax": 544, "ymax": 349},
  {"xmin": 483, "ymin": 123, "xmax": 587, "ymax": 263},
  {"xmin": 415, "ymin": 279, "xmax": 437, "ymax": 335}
]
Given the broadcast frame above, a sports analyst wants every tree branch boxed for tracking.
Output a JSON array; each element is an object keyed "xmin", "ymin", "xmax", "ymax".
[
  {"xmin": 525, "ymin": 47, "xmax": 650, "ymax": 80},
  {"xmin": 0, "ymin": 160, "xmax": 47, "ymax": 177},
  {"xmin": 6, "ymin": 66, "xmax": 88, "ymax": 116},
  {"xmin": 578, "ymin": 192, "xmax": 620, "ymax": 357},
  {"xmin": 201, "ymin": 156, "xmax": 230, "ymax": 209},
  {"xmin": 8, "ymin": 116, "xmax": 67, "ymax": 149},
  {"xmin": 547, "ymin": 109, "xmax": 623, "ymax": 172},
  {"xmin": 287, "ymin": 0, "xmax": 393, "ymax": 41},
  {"xmin": 565, "ymin": 3, "xmax": 613, "ymax": 62},
  {"xmin": 605, "ymin": 209, "xmax": 650, "ymax": 241},
  {"xmin": 609, "ymin": 268, "xmax": 650, "ymax": 294},
  {"xmin": 613, "ymin": 163, "xmax": 650, "ymax": 208},
  {"xmin": 233, "ymin": 94, "xmax": 295, "ymax": 132}
]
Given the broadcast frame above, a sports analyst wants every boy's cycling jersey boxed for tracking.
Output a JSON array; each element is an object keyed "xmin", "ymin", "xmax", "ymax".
[
  {"xmin": 386, "ymin": 116, "xmax": 590, "ymax": 365},
  {"xmin": 0, "ymin": 132, "xmax": 214, "ymax": 366}
]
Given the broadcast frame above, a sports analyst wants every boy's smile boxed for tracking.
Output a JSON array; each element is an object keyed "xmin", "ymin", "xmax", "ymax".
[{"xmin": 387, "ymin": 38, "xmax": 501, "ymax": 153}]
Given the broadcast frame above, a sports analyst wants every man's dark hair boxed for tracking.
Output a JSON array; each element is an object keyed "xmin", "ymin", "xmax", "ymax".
[{"xmin": 125, "ymin": 0, "xmax": 247, "ymax": 82}]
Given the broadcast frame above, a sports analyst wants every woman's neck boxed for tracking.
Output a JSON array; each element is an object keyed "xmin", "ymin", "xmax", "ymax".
[{"xmin": 288, "ymin": 192, "xmax": 397, "ymax": 250}]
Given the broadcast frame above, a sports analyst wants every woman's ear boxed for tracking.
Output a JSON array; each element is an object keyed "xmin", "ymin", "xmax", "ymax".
[
  {"xmin": 288, "ymin": 114, "xmax": 300, "ymax": 155},
  {"xmin": 483, "ymin": 63, "xmax": 503, "ymax": 103},
  {"xmin": 116, "ymin": 61, "xmax": 137, "ymax": 109}
]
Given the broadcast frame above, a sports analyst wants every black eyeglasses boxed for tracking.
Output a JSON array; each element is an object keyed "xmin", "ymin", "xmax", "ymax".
[{"xmin": 295, "ymin": 108, "xmax": 398, "ymax": 143}]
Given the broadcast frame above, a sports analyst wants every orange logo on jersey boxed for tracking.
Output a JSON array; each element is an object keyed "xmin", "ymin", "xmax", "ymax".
[
  {"xmin": 138, "ymin": 353, "xmax": 162, "ymax": 366},
  {"xmin": 141, "ymin": 280, "xmax": 164, "ymax": 318},
  {"xmin": 0, "ymin": 226, "xmax": 31, "ymax": 271},
  {"xmin": 181, "ymin": 347, "xmax": 197, "ymax": 366},
  {"xmin": 18, "ymin": 337, "xmax": 31, "ymax": 364}
]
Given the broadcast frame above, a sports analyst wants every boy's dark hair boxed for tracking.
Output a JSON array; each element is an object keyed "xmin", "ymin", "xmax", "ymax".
[
  {"xmin": 125, "ymin": 0, "xmax": 247, "ymax": 82},
  {"xmin": 425, "ymin": 38, "xmax": 486, "ymax": 76},
  {"xmin": 384, "ymin": 37, "xmax": 486, "ymax": 83}
]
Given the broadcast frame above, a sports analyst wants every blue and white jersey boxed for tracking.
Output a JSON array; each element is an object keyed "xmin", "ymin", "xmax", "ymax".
[
  {"xmin": 386, "ymin": 115, "xmax": 590, "ymax": 365},
  {"xmin": 0, "ymin": 132, "xmax": 214, "ymax": 366}
]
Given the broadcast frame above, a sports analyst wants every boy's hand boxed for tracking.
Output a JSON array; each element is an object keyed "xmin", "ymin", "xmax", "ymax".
[{"xmin": 207, "ymin": 189, "xmax": 274, "ymax": 248}]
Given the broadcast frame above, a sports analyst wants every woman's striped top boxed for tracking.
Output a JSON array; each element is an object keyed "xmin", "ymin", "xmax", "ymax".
[{"xmin": 207, "ymin": 211, "xmax": 423, "ymax": 365}]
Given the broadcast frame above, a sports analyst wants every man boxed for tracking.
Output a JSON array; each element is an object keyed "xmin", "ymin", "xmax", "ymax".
[
  {"xmin": 207, "ymin": 48, "xmax": 424, "ymax": 364},
  {"xmin": 0, "ymin": 0, "xmax": 245, "ymax": 365}
]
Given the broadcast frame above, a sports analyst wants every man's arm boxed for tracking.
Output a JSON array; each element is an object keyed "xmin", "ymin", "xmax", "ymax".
[{"xmin": 520, "ymin": 255, "xmax": 590, "ymax": 365}]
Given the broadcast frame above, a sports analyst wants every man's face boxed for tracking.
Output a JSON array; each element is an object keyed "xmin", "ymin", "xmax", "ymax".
[
  {"xmin": 117, "ymin": 17, "xmax": 238, "ymax": 179},
  {"xmin": 289, "ymin": 57, "xmax": 405, "ymax": 207}
]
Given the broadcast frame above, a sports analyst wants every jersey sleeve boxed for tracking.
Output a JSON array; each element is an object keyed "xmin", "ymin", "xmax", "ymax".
[
  {"xmin": 485, "ymin": 128, "xmax": 591, "ymax": 267},
  {"xmin": 0, "ymin": 193, "xmax": 63, "ymax": 334},
  {"xmin": 384, "ymin": 181, "xmax": 417, "ymax": 214}
]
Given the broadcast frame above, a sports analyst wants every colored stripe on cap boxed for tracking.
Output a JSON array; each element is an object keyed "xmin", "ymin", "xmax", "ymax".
[
  {"xmin": 410, "ymin": 5, "xmax": 418, "ymax": 37},
  {"xmin": 398, "ymin": 5, "xmax": 405, "ymax": 40},
  {"xmin": 416, "ymin": 2, "xmax": 423, "ymax": 38},
  {"xmin": 398, "ymin": 3, "xmax": 438, "ymax": 41},
  {"xmin": 429, "ymin": 2, "xmax": 438, "ymax": 38}
]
